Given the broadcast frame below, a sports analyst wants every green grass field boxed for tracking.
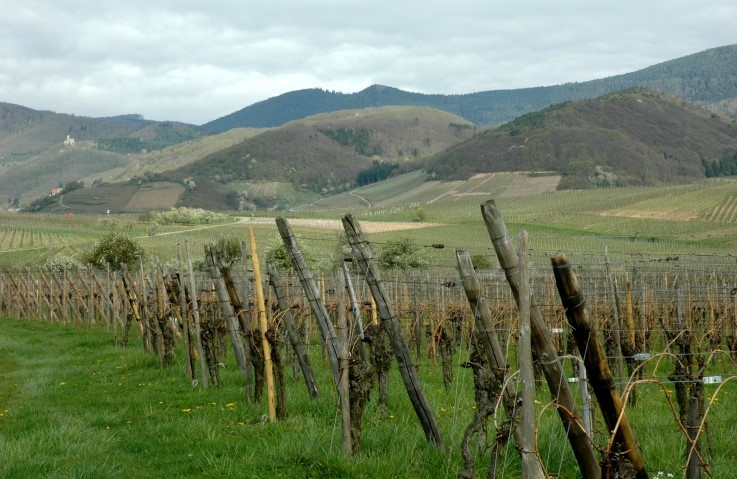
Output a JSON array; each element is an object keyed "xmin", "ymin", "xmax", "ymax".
[{"xmin": 1, "ymin": 313, "xmax": 736, "ymax": 478}]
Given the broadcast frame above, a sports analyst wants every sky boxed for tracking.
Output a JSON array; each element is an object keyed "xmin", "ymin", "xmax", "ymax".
[{"xmin": 1, "ymin": 1, "xmax": 735, "ymax": 125}]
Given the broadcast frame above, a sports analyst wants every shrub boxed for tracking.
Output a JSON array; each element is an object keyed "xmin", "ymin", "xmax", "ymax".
[
  {"xmin": 41, "ymin": 256, "xmax": 86, "ymax": 274},
  {"xmin": 82, "ymin": 232, "xmax": 146, "ymax": 270},
  {"xmin": 379, "ymin": 237, "xmax": 429, "ymax": 271}
]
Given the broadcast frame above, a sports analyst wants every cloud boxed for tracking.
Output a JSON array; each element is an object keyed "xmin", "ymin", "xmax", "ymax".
[{"xmin": 0, "ymin": 0, "xmax": 735, "ymax": 124}]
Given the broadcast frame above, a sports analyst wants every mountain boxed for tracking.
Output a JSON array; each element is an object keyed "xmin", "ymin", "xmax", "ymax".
[
  {"xmin": 425, "ymin": 88, "xmax": 737, "ymax": 189},
  {"xmin": 0, "ymin": 102, "xmax": 209, "ymax": 203},
  {"xmin": 174, "ymin": 106, "xmax": 477, "ymax": 209},
  {"xmin": 203, "ymin": 44, "xmax": 737, "ymax": 132}
]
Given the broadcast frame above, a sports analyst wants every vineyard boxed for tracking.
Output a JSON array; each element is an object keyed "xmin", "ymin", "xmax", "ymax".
[{"xmin": 2, "ymin": 194, "xmax": 737, "ymax": 478}]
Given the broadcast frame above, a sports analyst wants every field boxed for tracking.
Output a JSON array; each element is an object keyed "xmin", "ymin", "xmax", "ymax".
[{"xmin": 3, "ymin": 179, "xmax": 737, "ymax": 478}]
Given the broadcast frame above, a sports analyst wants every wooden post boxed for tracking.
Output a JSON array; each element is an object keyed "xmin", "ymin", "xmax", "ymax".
[
  {"xmin": 686, "ymin": 395, "xmax": 703, "ymax": 479},
  {"xmin": 336, "ymin": 269, "xmax": 353, "ymax": 455},
  {"xmin": 551, "ymin": 254, "xmax": 647, "ymax": 478},
  {"xmin": 184, "ymin": 240, "xmax": 209, "ymax": 389},
  {"xmin": 139, "ymin": 258, "xmax": 161, "ymax": 359},
  {"xmin": 204, "ymin": 243, "xmax": 252, "ymax": 386},
  {"xmin": 248, "ymin": 227, "xmax": 277, "ymax": 422},
  {"xmin": 413, "ymin": 273, "xmax": 422, "ymax": 360},
  {"xmin": 342, "ymin": 214, "xmax": 444, "ymax": 448},
  {"xmin": 604, "ymin": 247, "xmax": 625, "ymax": 390},
  {"xmin": 481, "ymin": 200, "xmax": 600, "ymax": 479},
  {"xmin": 341, "ymin": 262, "xmax": 367, "ymax": 360},
  {"xmin": 275, "ymin": 217, "xmax": 344, "ymax": 386},
  {"xmin": 517, "ymin": 231, "xmax": 544, "ymax": 479},
  {"xmin": 268, "ymin": 260, "xmax": 319, "ymax": 399},
  {"xmin": 176, "ymin": 245, "xmax": 194, "ymax": 380}
]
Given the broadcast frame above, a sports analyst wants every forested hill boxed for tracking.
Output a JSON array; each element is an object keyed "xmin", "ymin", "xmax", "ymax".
[
  {"xmin": 424, "ymin": 89, "xmax": 737, "ymax": 189},
  {"xmin": 203, "ymin": 44, "xmax": 737, "ymax": 132}
]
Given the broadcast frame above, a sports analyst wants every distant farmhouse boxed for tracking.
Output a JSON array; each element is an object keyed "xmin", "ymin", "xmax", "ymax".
[{"xmin": 63, "ymin": 135, "xmax": 75, "ymax": 147}]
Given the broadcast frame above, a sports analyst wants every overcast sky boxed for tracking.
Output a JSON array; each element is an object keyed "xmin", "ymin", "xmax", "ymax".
[{"xmin": 1, "ymin": 1, "xmax": 734, "ymax": 125}]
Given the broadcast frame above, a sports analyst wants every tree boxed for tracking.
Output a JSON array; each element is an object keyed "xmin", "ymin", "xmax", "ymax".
[
  {"xmin": 379, "ymin": 237, "xmax": 429, "ymax": 271},
  {"xmin": 82, "ymin": 232, "xmax": 146, "ymax": 270}
]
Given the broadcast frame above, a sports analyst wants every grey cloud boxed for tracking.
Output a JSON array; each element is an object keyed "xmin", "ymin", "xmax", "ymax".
[{"xmin": 0, "ymin": 0, "xmax": 734, "ymax": 124}]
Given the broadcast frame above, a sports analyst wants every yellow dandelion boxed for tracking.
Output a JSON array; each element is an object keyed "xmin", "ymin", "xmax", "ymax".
[
  {"xmin": 59, "ymin": 381, "xmax": 66, "ymax": 386},
  {"xmin": 225, "ymin": 403, "xmax": 236, "ymax": 408},
  {"xmin": 181, "ymin": 408, "xmax": 192, "ymax": 413}
]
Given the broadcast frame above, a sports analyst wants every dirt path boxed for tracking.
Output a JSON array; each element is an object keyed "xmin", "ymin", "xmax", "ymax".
[{"xmin": 237, "ymin": 216, "xmax": 441, "ymax": 233}]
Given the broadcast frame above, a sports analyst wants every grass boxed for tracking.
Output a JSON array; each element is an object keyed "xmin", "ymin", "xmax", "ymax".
[
  {"xmin": 0, "ymin": 318, "xmax": 468, "ymax": 479},
  {"xmin": 2, "ymin": 314, "xmax": 737, "ymax": 478}
]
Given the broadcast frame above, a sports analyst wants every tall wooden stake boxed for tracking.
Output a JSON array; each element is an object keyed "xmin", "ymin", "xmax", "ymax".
[
  {"xmin": 517, "ymin": 230, "xmax": 544, "ymax": 479},
  {"xmin": 185, "ymin": 240, "xmax": 209, "ymax": 389},
  {"xmin": 248, "ymin": 226, "xmax": 277, "ymax": 422},
  {"xmin": 342, "ymin": 214, "xmax": 444, "ymax": 448},
  {"xmin": 176, "ymin": 245, "xmax": 194, "ymax": 380},
  {"xmin": 275, "ymin": 217, "xmax": 344, "ymax": 386},
  {"xmin": 341, "ymin": 262, "xmax": 367, "ymax": 360},
  {"xmin": 604, "ymin": 247, "xmax": 625, "ymax": 390},
  {"xmin": 336, "ymin": 269, "xmax": 353, "ymax": 455},
  {"xmin": 551, "ymin": 254, "xmax": 647, "ymax": 479}
]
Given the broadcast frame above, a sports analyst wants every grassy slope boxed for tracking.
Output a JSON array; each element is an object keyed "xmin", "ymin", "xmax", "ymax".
[{"xmin": 4, "ymin": 178, "xmax": 737, "ymax": 271}]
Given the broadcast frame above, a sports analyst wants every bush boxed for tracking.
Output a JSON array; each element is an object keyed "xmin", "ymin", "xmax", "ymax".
[
  {"xmin": 215, "ymin": 234, "xmax": 242, "ymax": 267},
  {"xmin": 379, "ymin": 237, "xmax": 429, "ymax": 271},
  {"xmin": 82, "ymin": 232, "xmax": 146, "ymax": 270},
  {"xmin": 150, "ymin": 207, "xmax": 227, "ymax": 226},
  {"xmin": 41, "ymin": 256, "xmax": 86, "ymax": 274},
  {"xmin": 266, "ymin": 236, "xmax": 316, "ymax": 271}
]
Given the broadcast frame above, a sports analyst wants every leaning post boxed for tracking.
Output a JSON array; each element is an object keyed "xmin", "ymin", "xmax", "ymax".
[{"xmin": 342, "ymin": 213, "xmax": 444, "ymax": 448}]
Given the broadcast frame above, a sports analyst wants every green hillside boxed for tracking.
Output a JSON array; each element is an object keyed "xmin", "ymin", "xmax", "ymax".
[
  {"xmin": 175, "ymin": 106, "xmax": 478, "ymax": 209},
  {"xmin": 425, "ymin": 89, "xmax": 737, "ymax": 189}
]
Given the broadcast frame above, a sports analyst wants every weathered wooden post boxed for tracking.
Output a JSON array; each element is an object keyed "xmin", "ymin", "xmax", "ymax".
[
  {"xmin": 686, "ymin": 395, "xmax": 703, "ymax": 479},
  {"xmin": 248, "ymin": 227, "xmax": 277, "ymax": 422},
  {"xmin": 341, "ymin": 262, "xmax": 366, "ymax": 360},
  {"xmin": 184, "ymin": 240, "xmax": 210, "ymax": 389},
  {"xmin": 204, "ymin": 243, "xmax": 252, "ymax": 388},
  {"xmin": 517, "ymin": 231, "xmax": 543, "ymax": 479},
  {"xmin": 275, "ymin": 217, "xmax": 344, "ymax": 386},
  {"xmin": 336, "ymin": 269, "xmax": 353, "ymax": 455},
  {"xmin": 342, "ymin": 213, "xmax": 444, "ymax": 448},
  {"xmin": 551, "ymin": 254, "xmax": 647, "ymax": 478},
  {"xmin": 481, "ymin": 199, "xmax": 600, "ymax": 478},
  {"xmin": 604, "ymin": 247, "xmax": 625, "ymax": 390},
  {"xmin": 36, "ymin": 268, "xmax": 62, "ymax": 323},
  {"xmin": 268, "ymin": 260, "xmax": 319, "ymax": 399}
]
